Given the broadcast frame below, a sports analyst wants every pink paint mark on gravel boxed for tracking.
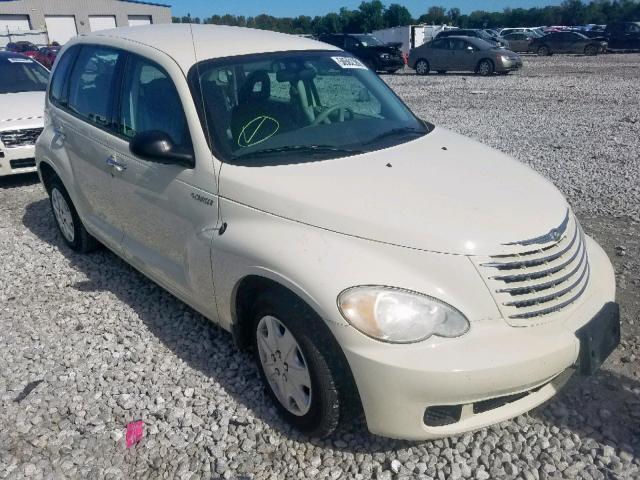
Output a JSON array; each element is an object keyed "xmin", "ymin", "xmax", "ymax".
[{"xmin": 125, "ymin": 420, "xmax": 144, "ymax": 448}]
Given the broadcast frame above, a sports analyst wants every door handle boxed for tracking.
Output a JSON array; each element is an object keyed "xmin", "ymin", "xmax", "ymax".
[{"xmin": 106, "ymin": 155, "xmax": 127, "ymax": 172}]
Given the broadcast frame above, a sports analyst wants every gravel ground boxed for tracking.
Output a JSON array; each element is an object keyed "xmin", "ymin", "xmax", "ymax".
[{"xmin": 1, "ymin": 54, "xmax": 639, "ymax": 480}]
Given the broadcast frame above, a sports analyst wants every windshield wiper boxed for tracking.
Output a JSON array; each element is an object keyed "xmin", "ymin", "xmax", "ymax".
[
  {"xmin": 235, "ymin": 144, "xmax": 363, "ymax": 159},
  {"xmin": 366, "ymin": 127, "xmax": 425, "ymax": 144}
]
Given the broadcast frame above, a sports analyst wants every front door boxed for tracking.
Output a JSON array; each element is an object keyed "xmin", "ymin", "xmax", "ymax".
[
  {"xmin": 57, "ymin": 45, "xmax": 124, "ymax": 251},
  {"xmin": 108, "ymin": 53, "xmax": 219, "ymax": 308}
]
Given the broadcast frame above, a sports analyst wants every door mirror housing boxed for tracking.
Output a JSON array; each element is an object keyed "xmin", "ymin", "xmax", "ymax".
[{"xmin": 130, "ymin": 131, "xmax": 195, "ymax": 168}]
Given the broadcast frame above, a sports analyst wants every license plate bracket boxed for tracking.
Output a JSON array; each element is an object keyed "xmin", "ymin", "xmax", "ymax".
[{"xmin": 575, "ymin": 302, "xmax": 620, "ymax": 375}]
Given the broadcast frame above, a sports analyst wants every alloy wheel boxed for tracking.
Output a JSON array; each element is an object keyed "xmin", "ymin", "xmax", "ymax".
[
  {"xmin": 51, "ymin": 188, "xmax": 75, "ymax": 243},
  {"xmin": 416, "ymin": 60, "xmax": 429, "ymax": 75},
  {"xmin": 256, "ymin": 315, "xmax": 312, "ymax": 416}
]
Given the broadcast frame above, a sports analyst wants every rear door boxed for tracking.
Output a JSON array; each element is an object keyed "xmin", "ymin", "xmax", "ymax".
[
  {"xmin": 426, "ymin": 38, "xmax": 448, "ymax": 70},
  {"xmin": 51, "ymin": 45, "xmax": 124, "ymax": 251}
]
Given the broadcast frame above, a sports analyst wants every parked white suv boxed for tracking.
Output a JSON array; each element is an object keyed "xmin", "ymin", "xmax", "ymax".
[
  {"xmin": 35, "ymin": 25, "xmax": 619, "ymax": 440},
  {"xmin": 0, "ymin": 52, "xmax": 48, "ymax": 177}
]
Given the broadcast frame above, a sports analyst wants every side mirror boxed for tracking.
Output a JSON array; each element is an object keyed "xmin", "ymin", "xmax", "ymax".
[{"xmin": 130, "ymin": 131, "xmax": 195, "ymax": 168}]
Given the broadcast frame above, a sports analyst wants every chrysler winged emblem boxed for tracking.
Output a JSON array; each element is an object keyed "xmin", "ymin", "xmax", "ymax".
[{"xmin": 503, "ymin": 209, "xmax": 570, "ymax": 246}]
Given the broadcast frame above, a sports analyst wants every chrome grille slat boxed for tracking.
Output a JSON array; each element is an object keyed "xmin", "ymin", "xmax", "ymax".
[
  {"xmin": 0, "ymin": 128, "xmax": 43, "ymax": 148},
  {"xmin": 503, "ymin": 258, "xmax": 588, "ymax": 307},
  {"xmin": 482, "ymin": 226, "xmax": 578, "ymax": 270},
  {"xmin": 496, "ymin": 245, "xmax": 587, "ymax": 296},
  {"xmin": 492, "ymin": 233, "xmax": 582, "ymax": 283},
  {"xmin": 508, "ymin": 265, "xmax": 590, "ymax": 319},
  {"xmin": 472, "ymin": 213, "xmax": 590, "ymax": 323}
]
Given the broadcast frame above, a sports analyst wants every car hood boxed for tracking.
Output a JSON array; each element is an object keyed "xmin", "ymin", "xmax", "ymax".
[
  {"xmin": 219, "ymin": 127, "xmax": 569, "ymax": 256},
  {"xmin": 0, "ymin": 91, "xmax": 45, "ymax": 125}
]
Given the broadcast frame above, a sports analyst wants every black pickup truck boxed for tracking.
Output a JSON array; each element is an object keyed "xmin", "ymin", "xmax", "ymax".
[
  {"xmin": 604, "ymin": 22, "xmax": 640, "ymax": 50},
  {"xmin": 318, "ymin": 33, "xmax": 405, "ymax": 73}
]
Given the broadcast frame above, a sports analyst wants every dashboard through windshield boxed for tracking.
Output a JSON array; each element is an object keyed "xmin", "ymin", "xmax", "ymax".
[{"xmin": 189, "ymin": 51, "xmax": 430, "ymax": 165}]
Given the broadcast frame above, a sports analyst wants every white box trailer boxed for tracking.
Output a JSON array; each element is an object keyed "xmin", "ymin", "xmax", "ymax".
[{"xmin": 372, "ymin": 25, "xmax": 456, "ymax": 54}]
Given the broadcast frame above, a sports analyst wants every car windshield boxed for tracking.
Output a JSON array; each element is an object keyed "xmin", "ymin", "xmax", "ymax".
[
  {"xmin": 355, "ymin": 35, "xmax": 384, "ymax": 46},
  {"xmin": 0, "ymin": 57, "xmax": 49, "ymax": 94},
  {"xmin": 190, "ymin": 51, "xmax": 430, "ymax": 165}
]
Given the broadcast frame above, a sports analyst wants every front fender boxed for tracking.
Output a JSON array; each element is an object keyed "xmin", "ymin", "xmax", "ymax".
[{"xmin": 212, "ymin": 198, "xmax": 502, "ymax": 333}]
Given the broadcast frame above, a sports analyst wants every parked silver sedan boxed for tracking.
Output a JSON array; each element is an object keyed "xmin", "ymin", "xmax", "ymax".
[{"xmin": 409, "ymin": 36, "xmax": 523, "ymax": 76}]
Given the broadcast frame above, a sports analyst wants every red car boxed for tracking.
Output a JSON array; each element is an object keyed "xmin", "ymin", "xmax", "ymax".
[
  {"xmin": 33, "ymin": 46, "xmax": 60, "ymax": 69},
  {"xmin": 5, "ymin": 41, "xmax": 40, "ymax": 59}
]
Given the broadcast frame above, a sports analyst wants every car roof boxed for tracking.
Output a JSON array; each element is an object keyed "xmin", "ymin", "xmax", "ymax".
[{"xmin": 71, "ymin": 24, "xmax": 340, "ymax": 73}]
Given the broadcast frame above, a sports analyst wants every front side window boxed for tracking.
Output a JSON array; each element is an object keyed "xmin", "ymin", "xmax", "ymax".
[
  {"xmin": 49, "ymin": 46, "xmax": 78, "ymax": 105},
  {"xmin": 118, "ymin": 55, "xmax": 191, "ymax": 151},
  {"xmin": 190, "ymin": 51, "xmax": 429, "ymax": 165},
  {"xmin": 67, "ymin": 46, "xmax": 120, "ymax": 127},
  {"xmin": 344, "ymin": 37, "xmax": 361, "ymax": 49},
  {"xmin": 0, "ymin": 56, "xmax": 49, "ymax": 94}
]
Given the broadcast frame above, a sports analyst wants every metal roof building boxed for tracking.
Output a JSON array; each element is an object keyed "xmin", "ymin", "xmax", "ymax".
[{"xmin": 0, "ymin": 0, "xmax": 172, "ymax": 44}]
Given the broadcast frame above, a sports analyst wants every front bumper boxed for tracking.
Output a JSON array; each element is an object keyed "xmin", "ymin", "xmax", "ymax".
[
  {"xmin": 330, "ymin": 235, "xmax": 616, "ymax": 439},
  {"xmin": 0, "ymin": 144, "xmax": 37, "ymax": 177},
  {"xmin": 377, "ymin": 56, "xmax": 405, "ymax": 71},
  {"xmin": 496, "ymin": 57, "xmax": 523, "ymax": 72}
]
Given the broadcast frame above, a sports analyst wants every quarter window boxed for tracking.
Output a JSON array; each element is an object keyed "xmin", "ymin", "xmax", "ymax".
[
  {"xmin": 118, "ymin": 56, "xmax": 191, "ymax": 151},
  {"xmin": 67, "ymin": 46, "xmax": 120, "ymax": 128}
]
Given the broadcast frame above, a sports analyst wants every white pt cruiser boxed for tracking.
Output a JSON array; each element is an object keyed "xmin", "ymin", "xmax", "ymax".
[{"xmin": 36, "ymin": 25, "xmax": 620, "ymax": 440}]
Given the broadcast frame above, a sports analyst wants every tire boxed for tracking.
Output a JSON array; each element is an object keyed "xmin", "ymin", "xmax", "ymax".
[
  {"xmin": 477, "ymin": 59, "xmax": 494, "ymax": 76},
  {"xmin": 48, "ymin": 177, "xmax": 99, "ymax": 253},
  {"xmin": 251, "ymin": 290, "xmax": 359, "ymax": 437},
  {"xmin": 415, "ymin": 59, "xmax": 430, "ymax": 75},
  {"xmin": 436, "ymin": 70, "xmax": 447, "ymax": 74},
  {"xmin": 537, "ymin": 45, "xmax": 550, "ymax": 56},
  {"xmin": 584, "ymin": 44, "xmax": 598, "ymax": 56}
]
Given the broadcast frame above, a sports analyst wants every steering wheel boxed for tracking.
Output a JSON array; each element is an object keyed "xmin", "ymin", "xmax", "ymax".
[{"xmin": 311, "ymin": 105, "xmax": 354, "ymax": 126}]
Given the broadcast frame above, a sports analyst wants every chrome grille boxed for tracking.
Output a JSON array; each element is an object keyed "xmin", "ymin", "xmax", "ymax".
[
  {"xmin": 472, "ymin": 213, "xmax": 589, "ymax": 324},
  {"xmin": 0, "ymin": 128, "xmax": 43, "ymax": 148}
]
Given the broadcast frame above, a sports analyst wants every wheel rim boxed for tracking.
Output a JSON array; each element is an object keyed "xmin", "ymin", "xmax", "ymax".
[
  {"xmin": 479, "ymin": 61, "xmax": 490, "ymax": 75},
  {"xmin": 416, "ymin": 61, "xmax": 427, "ymax": 74},
  {"xmin": 256, "ymin": 315, "xmax": 312, "ymax": 416},
  {"xmin": 51, "ymin": 188, "xmax": 75, "ymax": 243}
]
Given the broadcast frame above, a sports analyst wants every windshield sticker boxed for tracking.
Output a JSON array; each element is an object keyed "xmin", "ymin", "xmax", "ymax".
[
  {"xmin": 7, "ymin": 57, "xmax": 34, "ymax": 64},
  {"xmin": 331, "ymin": 56, "xmax": 367, "ymax": 70},
  {"xmin": 238, "ymin": 115, "xmax": 280, "ymax": 148}
]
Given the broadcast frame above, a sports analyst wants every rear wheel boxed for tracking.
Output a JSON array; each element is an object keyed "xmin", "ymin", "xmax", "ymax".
[
  {"xmin": 48, "ymin": 177, "xmax": 99, "ymax": 253},
  {"xmin": 584, "ymin": 44, "xmax": 598, "ymax": 56},
  {"xmin": 252, "ymin": 290, "xmax": 359, "ymax": 437},
  {"xmin": 477, "ymin": 59, "xmax": 494, "ymax": 76},
  {"xmin": 537, "ymin": 45, "xmax": 550, "ymax": 56},
  {"xmin": 415, "ymin": 59, "xmax": 430, "ymax": 75}
]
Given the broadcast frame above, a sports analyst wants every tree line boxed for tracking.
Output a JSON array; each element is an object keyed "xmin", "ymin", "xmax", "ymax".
[{"xmin": 172, "ymin": 0, "xmax": 640, "ymax": 33}]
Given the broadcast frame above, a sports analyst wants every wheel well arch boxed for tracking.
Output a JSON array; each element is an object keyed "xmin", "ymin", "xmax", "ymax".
[
  {"xmin": 232, "ymin": 275, "xmax": 301, "ymax": 349},
  {"xmin": 38, "ymin": 161, "xmax": 58, "ymax": 194}
]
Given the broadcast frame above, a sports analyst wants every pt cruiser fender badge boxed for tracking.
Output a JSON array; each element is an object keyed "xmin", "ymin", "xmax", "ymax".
[{"xmin": 191, "ymin": 192, "xmax": 214, "ymax": 206}]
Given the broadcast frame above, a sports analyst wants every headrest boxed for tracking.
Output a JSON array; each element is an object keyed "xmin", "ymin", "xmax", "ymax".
[{"xmin": 239, "ymin": 70, "xmax": 271, "ymax": 104}]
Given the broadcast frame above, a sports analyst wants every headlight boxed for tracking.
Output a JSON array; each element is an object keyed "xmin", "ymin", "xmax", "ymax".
[
  {"xmin": 337, "ymin": 286, "xmax": 469, "ymax": 343},
  {"xmin": 500, "ymin": 55, "xmax": 511, "ymax": 62},
  {"xmin": 379, "ymin": 53, "xmax": 391, "ymax": 59}
]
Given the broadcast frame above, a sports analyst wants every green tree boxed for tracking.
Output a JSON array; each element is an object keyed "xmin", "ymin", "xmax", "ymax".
[{"xmin": 384, "ymin": 4, "xmax": 414, "ymax": 27}]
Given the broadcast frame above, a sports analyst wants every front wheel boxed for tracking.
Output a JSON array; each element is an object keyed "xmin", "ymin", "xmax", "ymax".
[
  {"xmin": 537, "ymin": 45, "xmax": 550, "ymax": 56},
  {"xmin": 477, "ymin": 59, "xmax": 494, "ymax": 76},
  {"xmin": 48, "ymin": 177, "xmax": 99, "ymax": 252},
  {"xmin": 584, "ymin": 45, "xmax": 598, "ymax": 56},
  {"xmin": 415, "ymin": 59, "xmax": 430, "ymax": 75},
  {"xmin": 252, "ymin": 291, "xmax": 358, "ymax": 437}
]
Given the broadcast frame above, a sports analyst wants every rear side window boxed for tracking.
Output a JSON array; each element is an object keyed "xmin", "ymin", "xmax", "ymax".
[
  {"xmin": 67, "ymin": 46, "xmax": 120, "ymax": 127},
  {"xmin": 118, "ymin": 55, "xmax": 191, "ymax": 151},
  {"xmin": 49, "ymin": 46, "xmax": 78, "ymax": 106}
]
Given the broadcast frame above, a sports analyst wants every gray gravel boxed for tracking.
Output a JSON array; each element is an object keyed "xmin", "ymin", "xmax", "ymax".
[{"xmin": 1, "ymin": 54, "xmax": 640, "ymax": 479}]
